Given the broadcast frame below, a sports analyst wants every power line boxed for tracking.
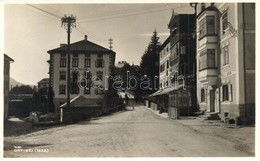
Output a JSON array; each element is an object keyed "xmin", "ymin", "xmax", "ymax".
[
  {"xmin": 26, "ymin": 4, "xmax": 62, "ymax": 20},
  {"xmin": 78, "ymin": 5, "xmax": 190, "ymax": 23},
  {"xmin": 77, "ymin": 4, "xmax": 166, "ymax": 20},
  {"xmin": 44, "ymin": 4, "xmax": 64, "ymax": 17},
  {"xmin": 76, "ymin": 23, "xmax": 107, "ymax": 42}
]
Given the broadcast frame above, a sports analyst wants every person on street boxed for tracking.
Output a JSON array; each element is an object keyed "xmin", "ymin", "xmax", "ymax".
[{"xmin": 125, "ymin": 93, "xmax": 129, "ymax": 105}]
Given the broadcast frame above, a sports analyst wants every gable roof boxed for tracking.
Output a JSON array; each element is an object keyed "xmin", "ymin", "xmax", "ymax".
[
  {"xmin": 48, "ymin": 39, "xmax": 115, "ymax": 54},
  {"xmin": 60, "ymin": 95, "xmax": 101, "ymax": 108},
  {"xmin": 38, "ymin": 78, "xmax": 49, "ymax": 84}
]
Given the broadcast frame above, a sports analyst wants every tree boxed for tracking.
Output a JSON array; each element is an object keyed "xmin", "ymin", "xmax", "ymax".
[
  {"xmin": 10, "ymin": 85, "xmax": 34, "ymax": 94},
  {"xmin": 48, "ymin": 87, "xmax": 55, "ymax": 112},
  {"xmin": 140, "ymin": 29, "xmax": 161, "ymax": 95}
]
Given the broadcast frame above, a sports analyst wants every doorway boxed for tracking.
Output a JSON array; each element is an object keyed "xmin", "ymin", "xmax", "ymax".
[{"xmin": 210, "ymin": 90, "xmax": 215, "ymax": 112}]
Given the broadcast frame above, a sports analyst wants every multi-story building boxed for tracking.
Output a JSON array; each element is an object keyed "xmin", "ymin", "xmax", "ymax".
[
  {"xmin": 4, "ymin": 54, "xmax": 14, "ymax": 121},
  {"xmin": 152, "ymin": 11, "xmax": 197, "ymax": 118},
  {"xmin": 47, "ymin": 35, "xmax": 116, "ymax": 111},
  {"xmin": 196, "ymin": 3, "xmax": 255, "ymax": 124}
]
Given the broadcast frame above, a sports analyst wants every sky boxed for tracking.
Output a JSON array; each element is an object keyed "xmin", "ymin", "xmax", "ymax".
[{"xmin": 3, "ymin": 2, "xmax": 194, "ymax": 85}]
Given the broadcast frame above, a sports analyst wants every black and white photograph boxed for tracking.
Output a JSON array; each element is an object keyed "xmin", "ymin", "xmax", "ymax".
[{"xmin": 1, "ymin": 0, "xmax": 257, "ymax": 158}]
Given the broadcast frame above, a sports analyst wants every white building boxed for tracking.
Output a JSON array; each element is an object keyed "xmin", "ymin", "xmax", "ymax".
[
  {"xmin": 47, "ymin": 36, "xmax": 116, "ymax": 111},
  {"xmin": 196, "ymin": 3, "xmax": 255, "ymax": 124}
]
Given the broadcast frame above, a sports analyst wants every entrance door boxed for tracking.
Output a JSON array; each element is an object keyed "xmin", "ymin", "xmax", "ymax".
[{"xmin": 210, "ymin": 90, "xmax": 215, "ymax": 112}]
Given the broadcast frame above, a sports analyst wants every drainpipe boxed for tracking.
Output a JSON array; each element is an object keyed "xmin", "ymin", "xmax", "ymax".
[{"xmin": 242, "ymin": 4, "xmax": 247, "ymax": 124}]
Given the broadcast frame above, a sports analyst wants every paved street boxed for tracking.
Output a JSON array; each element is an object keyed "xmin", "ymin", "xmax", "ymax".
[{"xmin": 4, "ymin": 104, "xmax": 254, "ymax": 157}]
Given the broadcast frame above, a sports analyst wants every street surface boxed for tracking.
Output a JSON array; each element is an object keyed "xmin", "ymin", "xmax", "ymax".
[{"xmin": 4, "ymin": 104, "xmax": 254, "ymax": 157}]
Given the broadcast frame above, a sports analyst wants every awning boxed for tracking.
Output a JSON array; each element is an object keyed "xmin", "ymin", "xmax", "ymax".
[
  {"xmin": 150, "ymin": 87, "xmax": 176, "ymax": 96},
  {"xmin": 149, "ymin": 89, "xmax": 163, "ymax": 96},
  {"xmin": 60, "ymin": 95, "xmax": 101, "ymax": 108}
]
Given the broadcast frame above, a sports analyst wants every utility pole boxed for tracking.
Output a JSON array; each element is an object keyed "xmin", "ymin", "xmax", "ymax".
[
  {"xmin": 109, "ymin": 38, "xmax": 113, "ymax": 50},
  {"xmin": 61, "ymin": 15, "xmax": 76, "ymax": 122}
]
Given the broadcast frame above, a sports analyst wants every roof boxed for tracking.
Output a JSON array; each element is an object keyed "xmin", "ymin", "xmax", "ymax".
[
  {"xmin": 60, "ymin": 95, "xmax": 101, "ymax": 108},
  {"xmin": 197, "ymin": 5, "xmax": 219, "ymax": 19},
  {"xmin": 48, "ymin": 39, "xmax": 115, "ymax": 55},
  {"xmin": 159, "ymin": 35, "xmax": 171, "ymax": 52},
  {"xmin": 38, "ymin": 78, "xmax": 49, "ymax": 84},
  {"xmin": 4, "ymin": 54, "xmax": 14, "ymax": 62}
]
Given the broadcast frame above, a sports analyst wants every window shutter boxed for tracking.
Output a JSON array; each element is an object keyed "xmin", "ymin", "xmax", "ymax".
[
  {"xmin": 220, "ymin": 87, "xmax": 223, "ymax": 102},
  {"xmin": 228, "ymin": 84, "xmax": 233, "ymax": 102},
  {"xmin": 95, "ymin": 60, "xmax": 97, "ymax": 67}
]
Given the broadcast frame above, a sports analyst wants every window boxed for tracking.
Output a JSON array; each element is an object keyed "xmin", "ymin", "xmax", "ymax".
[
  {"xmin": 171, "ymin": 43, "xmax": 179, "ymax": 59},
  {"xmin": 199, "ymin": 49, "xmax": 216, "ymax": 70},
  {"xmin": 97, "ymin": 71, "xmax": 103, "ymax": 81},
  {"xmin": 199, "ymin": 16, "xmax": 215, "ymax": 39},
  {"xmin": 84, "ymin": 82, "xmax": 91, "ymax": 94},
  {"xmin": 160, "ymin": 63, "xmax": 165, "ymax": 73},
  {"xmin": 84, "ymin": 57, "xmax": 91, "ymax": 68},
  {"xmin": 207, "ymin": 16, "xmax": 215, "ymax": 35},
  {"xmin": 167, "ymin": 60, "xmax": 169, "ymax": 68},
  {"xmin": 222, "ymin": 84, "xmax": 232, "ymax": 102},
  {"xmin": 96, "ymin": 59, "xmax": 104, "ymax": 68},
  {"xmin": 71, "ymin": 71, "xmax": 79, "ymax": 94},
  {"xmin": 222, "ymin": 85, "xmax": 229, "ymax": 101},
  {"xmin": 81, "ymin": 72, "xmax": 91, "ymax": 95},
  {"xmin": 222, "ymin": 10, "xmax": 228, "ymax": 32},
  {"xmin": 60, "ymin": 55, "xmax": 66, "ymax": 67},
  {"xmin": 181, "ymin": 45, "xmax": 186, "ymax": 55},
  {"xmin": 222, "ymin": 45, "xmax": 229, "ymax": 65},
  {"xmin": 201, "ymin": 89, "xmax": 205, "ymax": 102},
  {"xmin": 72, "ymin": 54, "xmax": 79, "ymax": 67},
  {"xmin": 199, "ymin": 17, "xmax": 206, "ymax": 39},
  {"xmin": 59, "ymin": 84, "xmax": 66, "ymax": 95},
  {"xmin": 60, "ymin": 71, "xmax": 66, "ymax": 80}
]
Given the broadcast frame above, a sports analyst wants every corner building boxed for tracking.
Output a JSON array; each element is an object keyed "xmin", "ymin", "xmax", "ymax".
[{"xmin": 196, "ymin": 3, "xmax": 255, "ymax": 124}]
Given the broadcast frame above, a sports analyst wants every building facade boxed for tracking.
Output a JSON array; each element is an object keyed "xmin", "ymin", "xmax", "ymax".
[
  {"xmin": 152, "ymin": 11, "xmax": 197, "ymax": 118},
  {"xmin": 196, "ymin": 3, "xmax": 255, "ymax": 124},
  {"xmin": 47, "ymin": 36, "xmax": 116, "ymax": 111},
  {"xmin": 4, "ymin": 54, "xmax": 14, "ymax": 121}
]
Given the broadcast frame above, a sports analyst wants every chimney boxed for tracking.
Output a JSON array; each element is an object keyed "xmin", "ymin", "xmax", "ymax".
[{"xmin": 84, "ymin": 35, "xmax": 88, "ymax": 41}]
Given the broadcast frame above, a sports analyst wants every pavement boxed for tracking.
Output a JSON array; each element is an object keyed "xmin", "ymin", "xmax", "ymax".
[
  {"xmin": 145, "ymin": 105, "xmax": 255, "ymax": 156},
  {"xmin": 4, "ymin": 104, "xmax": 255, "ymax": 157}
]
